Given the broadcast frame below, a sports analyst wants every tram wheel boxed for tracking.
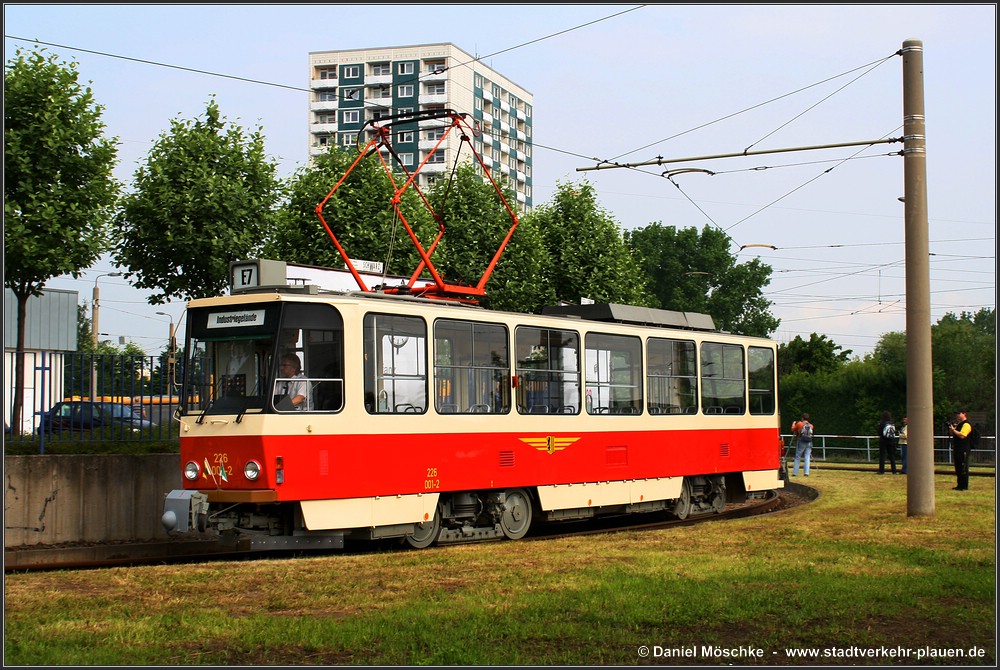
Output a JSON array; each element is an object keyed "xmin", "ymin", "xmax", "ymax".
[
  {"xmin": 405, "ymin": 507, "xmax": 441, "ymax": 549},
  {"xmin": 673, "ymin": 478, "xmax": 693, "ymax": 520},
  {"xmin": 499, "ymin": 488, "xmax": 533, "ymax": 540}
]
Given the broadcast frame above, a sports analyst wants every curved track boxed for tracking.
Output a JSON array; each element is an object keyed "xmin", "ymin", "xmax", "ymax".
[{"xmin": 5, "ymin": 486, "xmax": 812, "ymax": 573}]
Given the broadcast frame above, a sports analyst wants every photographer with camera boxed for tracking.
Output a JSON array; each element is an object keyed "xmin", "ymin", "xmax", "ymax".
[{"xmin": 947, "ymin": 408, "xmax": 972, "ymax": 491}]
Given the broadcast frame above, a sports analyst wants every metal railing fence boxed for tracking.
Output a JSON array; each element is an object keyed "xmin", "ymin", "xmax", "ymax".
[
  {"xmin": 782, "ymin": 434, "xmax": 996, "ymax": 468},
  {"xmin": 4, "ymin": 350, "xmax": 180, "ymax": 450}
]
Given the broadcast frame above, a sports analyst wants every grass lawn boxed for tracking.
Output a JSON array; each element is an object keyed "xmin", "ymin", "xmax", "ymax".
[{"xmin": 3, "ymin": 469, "xmax": 995, "ymax": 666}]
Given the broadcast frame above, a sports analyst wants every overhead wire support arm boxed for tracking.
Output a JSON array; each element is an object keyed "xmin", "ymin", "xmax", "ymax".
[{"xmin": 576, "ymin": 137, "xmax": 904, "ymax": 171}]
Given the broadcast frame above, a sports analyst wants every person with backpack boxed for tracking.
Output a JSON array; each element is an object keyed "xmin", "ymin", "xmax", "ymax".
[
  {"xmin": 946, "ymin": 408, "xmax": 974, "ymax": 490},
  {"xmin": 878, "ymin": 411, "xmax": 899, "ymax": 475},
  {"xmin": 790, "ymin": 413, "xmax": 814, "ymax": 477}
]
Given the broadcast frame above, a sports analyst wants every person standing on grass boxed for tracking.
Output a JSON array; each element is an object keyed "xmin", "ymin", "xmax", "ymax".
[
  {"xmin": 878, "ymin": 411, "xmax": 899, "ymax": 475},
  {"xmin": 790, "ymin": 413, "xmax": 814, "ymax": 477},
  {"xmin": 898, "ymin": 417, "xmax": 909, "ymax": 474},
  {"xmin": 946, "ymin": 408, "xmax": 972, "ymax": 491}
]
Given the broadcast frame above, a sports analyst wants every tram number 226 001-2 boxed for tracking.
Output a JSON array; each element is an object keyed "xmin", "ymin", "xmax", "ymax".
[{"xmin": 424, "ymin": 467, "xmax": 440, "ymax": 490}]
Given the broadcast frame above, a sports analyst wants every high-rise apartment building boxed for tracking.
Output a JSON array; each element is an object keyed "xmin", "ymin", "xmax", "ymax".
[{"xmin": 308, "ymin": 43, "xmax": 533, "ymax": 210}]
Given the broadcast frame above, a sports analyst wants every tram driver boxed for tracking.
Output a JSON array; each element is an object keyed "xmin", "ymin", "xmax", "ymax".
[{"xmin": 275, "ymin": 353, "xmax": 310, "ymax": 411}]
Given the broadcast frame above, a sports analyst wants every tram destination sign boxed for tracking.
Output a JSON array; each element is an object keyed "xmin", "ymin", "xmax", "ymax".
[{"xmin": 207, "ymin": 309, "xmax": 266, "ymax": 329}]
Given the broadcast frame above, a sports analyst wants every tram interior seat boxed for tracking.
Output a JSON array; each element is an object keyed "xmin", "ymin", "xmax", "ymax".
[
  {"xmin": 558, "ymin": 405, "xmax": 575, "ymax": 414},
  {"xmin": 705, "ymin": 406, "xmax": 724, "ymax": 414},
  {"xmin": 612, "ymin": 406, "xmax": 639, "ymax": 415},
  {"xmin": 724, "ymin": 405, "xmax": 742, "ymax": 414},
  {"xmin": 529, "ymin": 405, "xmax": 550, "ymax": 414},
  {"xmin": 470, "ymin": 404, "xmax": 491, "ymax": 413},
  {"xmin": 685, "ymin": 406, "xmax": 697, "ymax": 414},
  {"xmin": 439, "ymin": 404, "xmax": 458, "ymax": 414}
]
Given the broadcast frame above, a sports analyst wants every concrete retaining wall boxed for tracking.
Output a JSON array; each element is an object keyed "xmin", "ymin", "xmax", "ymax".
[{"xmin": 4, "ymin": 454, "xmax": 179, "ymax": 547}]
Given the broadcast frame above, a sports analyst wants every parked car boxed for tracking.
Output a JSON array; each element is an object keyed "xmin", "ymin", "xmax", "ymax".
[{"xmin": 37, "ymin": 401, "xmax": 157, "ymax": 434}]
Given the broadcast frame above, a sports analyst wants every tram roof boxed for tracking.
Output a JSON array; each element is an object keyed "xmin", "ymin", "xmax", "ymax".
[{"xmin": 541, "ymin": 303, "xmax": 716, "ymax": 332}]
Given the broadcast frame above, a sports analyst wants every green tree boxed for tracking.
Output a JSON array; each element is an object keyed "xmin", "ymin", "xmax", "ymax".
[
  {"xmin": 529, "ymin": 180, "xmax": 650, "ymax": 307},
  {"xmin": 4, "ymin": 47, "xmax": 120, "ymax": 430},
  {"xmin": 267, "ymin": 145, "xmax": 434, "ymax": 277},
  {"xmin": 426, "ymin": 163, "xmax": 554, "ymax": 312},
  {"xmin": 778, "ymin": 333, "xmax": 852, "ymax": 376},
  {"xmin": 930, "ymin": 309, "xmax": 995, "ymax": 430},
  {"xmin": 625, "ymin": 223, "xmax": 778, "ymax": 337},
  {"xmin": 114, "ymin": 98, "xmax": 280, "ymax": 303},
  {"xmin": 778, "ymin": 309, "xmax": 997, "ymax": 438}
]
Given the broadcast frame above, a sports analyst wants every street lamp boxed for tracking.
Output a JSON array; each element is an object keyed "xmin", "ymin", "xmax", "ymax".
[
  {"xmin": 91, "ymin": 272, "xmax": 123, "ymax": 399},
  {"xmin": 155, "ymin": 312, "xmax": 177, "ymax": 389},
  {"xmin": 92, "ymin": 272, "xmax": 123, "ymax": 349}
]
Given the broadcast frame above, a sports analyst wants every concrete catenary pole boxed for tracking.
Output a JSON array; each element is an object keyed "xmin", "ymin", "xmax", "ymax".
[{"xmin": 901, "ymin": 39, "xmax": 935, "ymax": 516}]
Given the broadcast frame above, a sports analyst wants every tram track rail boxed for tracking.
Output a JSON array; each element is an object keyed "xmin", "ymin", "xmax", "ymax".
[{"xmin": 4, "ymin": 484, "xmax": 812, "ymax": 573}]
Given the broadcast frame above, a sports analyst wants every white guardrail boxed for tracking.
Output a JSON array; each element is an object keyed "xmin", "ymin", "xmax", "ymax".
[{"xmin": 781, "ymin": 434, "xmax": 996, "ymax": 467}]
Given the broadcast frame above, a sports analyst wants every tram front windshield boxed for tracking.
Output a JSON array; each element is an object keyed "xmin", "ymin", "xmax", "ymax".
[{"xmin": 181, "ymin": 302, "xmax": 344, "ymax": 416}]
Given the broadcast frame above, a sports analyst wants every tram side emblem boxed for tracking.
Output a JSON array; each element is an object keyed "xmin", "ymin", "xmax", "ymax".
[{"xmin": 520, "ymin": 436, "xmax": 581, "ymax": 455}]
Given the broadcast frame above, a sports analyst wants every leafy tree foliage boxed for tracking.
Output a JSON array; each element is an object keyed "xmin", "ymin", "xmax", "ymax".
[
  {"xmin": 5, "ymin": 47, "xmax": 120, "ymax": 429},
  {"xmin": 426, "ymin": 163, "xmax": 554, "ymax": 312},
  {"xmin": 625, "ymin": 223, "xmax": 778, "ymax": 337},
  {"xmin": 528, "ymin": 180, "xmax": 650, "ymax": 307},
  {"xmin": 930, "ymin": 309, "xmax": 995, "ymax": 422},
  {"xmin": 267, "ymin": 146, "xmax": 435, "ymax": 276},
  {"xmin": 114, "ymin": 98, "xmax": 280, "ymax": 304},
  {"xmin": 778, "ymin": 309, "xmax": 996, "ymax": 437},
  {"xmin": 778, "ymin": 333, "xmax": 852, "ymax": 376}
]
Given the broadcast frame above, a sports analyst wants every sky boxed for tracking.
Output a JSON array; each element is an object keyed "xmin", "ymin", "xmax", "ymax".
[{"xmin": 4, "ymin": 3, "xmax": 996, "ymax": 358}]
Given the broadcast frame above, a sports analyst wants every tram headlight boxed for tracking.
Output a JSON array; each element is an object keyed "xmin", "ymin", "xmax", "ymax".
[
  {"xmin": 183, "ymin": 461, "xmax": 200, "ymax": 481},
  {"xmin": 244, "ymin": 460, "xmax": 262, "ymax": 481}
]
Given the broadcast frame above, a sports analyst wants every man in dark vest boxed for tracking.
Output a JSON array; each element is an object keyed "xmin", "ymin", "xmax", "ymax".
[{"xmin": 946, "ymin": 408, "xmax": 972, "ymax": 491}]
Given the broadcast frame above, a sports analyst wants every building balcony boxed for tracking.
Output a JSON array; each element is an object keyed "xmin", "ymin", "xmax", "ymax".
[
  {"xmin": 366, "ymin": 73, "xmax": 392, "ymax": 86},
  {"xmin": 311, "ymin": 78, "xmax": 337, "ymax": 90},
  {"xmin": 311, "ymin": 123, "xmax": 338, "ymax": 134},
  {"xmin": 311, "ymin": 100, "xmax": 337, "ymax": 112},
  {"xmin": 421, "ymin": 93, "xmax": 449, "ymax": 106}
]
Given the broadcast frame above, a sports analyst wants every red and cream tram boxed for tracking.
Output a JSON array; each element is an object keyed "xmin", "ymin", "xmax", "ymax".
[{"xmin": 161, "ymin": 266, "xmax": 784, "ymax": 549}]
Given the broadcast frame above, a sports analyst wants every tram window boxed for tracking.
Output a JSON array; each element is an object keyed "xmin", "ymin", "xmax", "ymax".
[
  {"xmin": 364, "ymin": 313, "xmax": 427, "ymax": 414},
  {"xmin": 748, "ymin": 346, "xmax": 776, "ymax": 415},
  {"xmin": 434, "ymin": 319, "xmax": 510, "ymax": 414},
  {"xmin": 700, "ymin": 342, "xmax": 745, "ymax": 415},
  {"xmin": 183, "ymin": 302, "xmax": 347, "ymax": 416},
  {"xmin": 646, "ymin": 337, "xmax": 697, "ymax": 416},
  {"xmin": 273, "ymin": 304, "xmax": 345, "ymax": 413},
  {"xmin": 514, "ymin": 327, "xmax": 580, "ymax": 415},
  {"xmin": 585, "ymin": 333, "xmax": 642, "ymax": 415}
]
